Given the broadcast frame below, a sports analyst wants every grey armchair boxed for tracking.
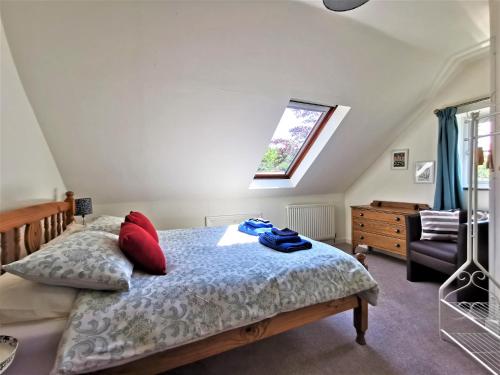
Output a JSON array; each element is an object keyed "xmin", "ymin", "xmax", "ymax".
[{"xmin": 406, "ymin": 211, "xmax": 488, "ymax": 302}]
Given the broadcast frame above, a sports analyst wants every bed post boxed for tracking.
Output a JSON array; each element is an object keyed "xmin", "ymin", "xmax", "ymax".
[
  {"xmin": 353, "ymin": 297, "xmax": 368, "ymax": 345},
  {"xmin": 354, "ymin": 252, "xmax": 368, "ymax": 345},
  {"xmin": 355, "ymin": 252, "xmax": 367, "ymax": 270},
  {"xmin": 64, "ymin": 191, "xmax": 75, "ymax": 225}
]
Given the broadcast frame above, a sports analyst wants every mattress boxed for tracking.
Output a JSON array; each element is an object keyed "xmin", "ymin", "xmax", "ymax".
[{"xmin": 1, "ymin": 318, "xmax": 67, "ymax": 375}]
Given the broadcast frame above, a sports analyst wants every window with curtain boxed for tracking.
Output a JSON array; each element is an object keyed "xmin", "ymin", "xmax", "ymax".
[{"xmin": 456, "ymin": 101, "xmax": 491, "ymax": 189}]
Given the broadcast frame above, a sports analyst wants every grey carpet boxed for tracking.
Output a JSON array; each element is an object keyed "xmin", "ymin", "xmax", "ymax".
[{"xmin": 167, "ymin": 244, "xmax": 488, "ymax": 375}]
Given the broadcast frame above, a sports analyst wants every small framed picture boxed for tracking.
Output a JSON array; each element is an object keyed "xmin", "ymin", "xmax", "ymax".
[
  {"xmin": 391, "ymin": 149, "xmax": 409, "ymax": 170},
  {"xmin": 415, "ymin": 161, "xmax": 435, "ymax": 184}
]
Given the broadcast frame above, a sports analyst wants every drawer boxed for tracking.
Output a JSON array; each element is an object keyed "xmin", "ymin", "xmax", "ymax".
[
  {"xmin": 352, "ymin": 208, "xmax": 405, "ymax": 224},
  {"xmin": 353, "ymin": 230, "xmax": 406, "ymax": 256},
  {"xmin": 353, "ymin": 218, "xmax": 406, "ymax": 239}
]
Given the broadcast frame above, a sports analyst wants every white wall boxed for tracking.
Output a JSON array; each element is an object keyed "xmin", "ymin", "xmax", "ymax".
[
  {"xmin": 0, "ymin": 1, "xmax": 456, "ymax": 203},
  {"xmin": 93, "ymin": 193, "xmax": 347, "ymax": 242},
  {"xmin": 344, "ymin": 56, "xmax": 490, "ymax": 242},
  {"xmin": 0, "ymin": 19, "xmax": 66, "ymax": 210}
]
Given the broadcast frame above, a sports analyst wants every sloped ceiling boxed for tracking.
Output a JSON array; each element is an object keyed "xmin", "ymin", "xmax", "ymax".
[
  {"xmin": 306, "ymin": 0, "xmax": 490, "ymax": 56},
  {"xmin": 0, "ymin": 0, "xmax": 489, "ymax": 203}
]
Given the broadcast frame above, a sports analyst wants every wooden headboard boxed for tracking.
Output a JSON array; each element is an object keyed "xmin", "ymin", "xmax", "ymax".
[{"xmin": 0, "ymin": 191, "xmax": 75, "ymax": 273}]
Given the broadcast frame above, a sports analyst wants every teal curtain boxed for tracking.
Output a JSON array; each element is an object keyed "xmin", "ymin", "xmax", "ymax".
[{"xmin": 433, "ymin": 107, "xmax": 463, "ymax": 210}]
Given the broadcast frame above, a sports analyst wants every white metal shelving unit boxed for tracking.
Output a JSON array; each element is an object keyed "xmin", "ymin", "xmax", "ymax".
[{"xmin": 439, "ymin": 110, "xmax": 500, "ymax": 375}]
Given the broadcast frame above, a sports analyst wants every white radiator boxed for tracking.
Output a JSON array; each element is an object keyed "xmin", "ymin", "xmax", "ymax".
[
  {"xmin": 205, "ymin": 213, "xmax": 262, "ymax": 227},
  {"xmin": 286, "ymin": 203, "xmax": 335, "ymax": 240}
]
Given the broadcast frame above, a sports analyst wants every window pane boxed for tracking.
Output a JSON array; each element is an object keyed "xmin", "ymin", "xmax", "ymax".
[
  {"xmin": 256, "ymin": 106, "xmax": 325, "ymax": 174},
  {"xmin": 478, "ymin": 150, "xmax": 490, "ymax": 184},
  {"xmin": 457, "ymin": 104, "xmax": 491, "ymax": 188},
  {"xmin": 477, "ymin": 119, "xmax": 491, "ymax": 151}
]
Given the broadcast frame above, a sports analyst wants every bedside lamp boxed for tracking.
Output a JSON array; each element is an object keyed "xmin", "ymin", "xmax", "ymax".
[{"xmin": 75, "ymin": 198, "xmax": 93, "ymax": 225}]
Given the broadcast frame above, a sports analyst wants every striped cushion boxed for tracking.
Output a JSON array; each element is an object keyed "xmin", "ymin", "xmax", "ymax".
[{"xmin": 420, "ymin": 210, "xmax": 460, "ymax": 241}]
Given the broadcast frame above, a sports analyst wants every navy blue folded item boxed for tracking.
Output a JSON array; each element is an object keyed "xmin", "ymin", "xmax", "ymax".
[
  {"xmin": 262, "ymin": 232, "xmax": 301, "ymax": 246},
  {"xmin": 238, "ymin": 223, "xmax": 272, "ymax": 236},
  {"xmin": 258, "ymin": 234, "xmax": 312, "ymax": 253},
  {"xmin": 271, "ymin": 227, "xmax": 298, "ymax": 237},
  {"xmin": 245, "ymin": 219, "xmax": 273, "ymax": 229}
]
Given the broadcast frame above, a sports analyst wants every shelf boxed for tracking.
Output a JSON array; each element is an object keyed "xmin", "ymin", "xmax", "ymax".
[
  {"xmin": 444, "ymin": 301, "xmax": 500, "ymax": 338},
  {"xmin": 441, "ymin": 330, "xmax": 500, "ymax": 375},
  {"xmin": 439, "ymin": 108, "xmax": 500, "ymax": 374},
  {"xmin": 441, "ymin": 297, "xmax": 500, "ymax": 374}
]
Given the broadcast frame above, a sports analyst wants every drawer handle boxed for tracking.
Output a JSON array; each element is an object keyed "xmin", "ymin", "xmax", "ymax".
[
  {"xmin": 395, "ymin": 217, "xmax": 401, "ymax": 222},
  {"xmin": 359, "ymin": 213, "xmax": 364, "ymax": 217},
  {"xmin": 360, "ymin": 236, "xmax": 364, "ymax": 240},
  {"xmin": 395, "ymin": 243, "xmax": 401, "ymax": 248},
  {"xmin": 359, "ymin": 223, "xmax": 364, "ymax": 227},
  {"xmin": 395, "ymin": 229, "xmax": 400, "ymax": 234}
]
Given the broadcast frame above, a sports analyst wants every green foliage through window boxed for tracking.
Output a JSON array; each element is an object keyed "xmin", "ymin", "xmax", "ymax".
[{"xmin": 256, "ymin": 102, "xmax": 330, "ymax": 175}]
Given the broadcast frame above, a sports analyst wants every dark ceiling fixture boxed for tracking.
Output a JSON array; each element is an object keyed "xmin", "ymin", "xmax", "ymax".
[{"xmin": 323, "ymin": 0, "xmax": 370, "ymax": 12}]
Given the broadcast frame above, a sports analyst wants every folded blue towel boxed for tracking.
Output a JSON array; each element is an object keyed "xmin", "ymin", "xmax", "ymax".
[
  {"xmin": 259, "ymin": 234, "xmax": 312, "ymax": 253},
  {"xmin": 271, "ymin": 227, "xmax": 298, "ymax": 236},
  {"xmin": 249, "ymin": 217, "xmax": 271, "ymax": 224},
  {"xmin": 245, "ymin": 219, "xmax": 273, "ymax": 229},
  {"xmin": 262, "ymin": 232, "xmax": 301, "ymax": 246},
  {"xmin": 238, "ymin": 223, "xmax": 273, "ymax": 236}
]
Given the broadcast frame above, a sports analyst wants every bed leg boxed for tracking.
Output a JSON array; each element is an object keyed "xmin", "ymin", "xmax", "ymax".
[
  {"xmin": 353, "ymin": 297, "xmax": 368, "ymax": 345},
  {"xmin": 354, "ymin": 252, "xmax": 368, "ymax": 270}
]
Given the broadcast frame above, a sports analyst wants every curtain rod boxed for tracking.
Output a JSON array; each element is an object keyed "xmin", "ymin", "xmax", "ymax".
[{"xmin": 433, "ymin": 96, "xmax": 490, "ymax": 114}]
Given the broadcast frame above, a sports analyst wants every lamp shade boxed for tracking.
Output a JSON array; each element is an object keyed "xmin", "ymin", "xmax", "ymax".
[
  {"xmin": 75, "ymin": 198, "xmax": 93, "ymax": 217},
  {"xmin": 323, "ymin": 0, "xmax": 370, "ymax": 12}
]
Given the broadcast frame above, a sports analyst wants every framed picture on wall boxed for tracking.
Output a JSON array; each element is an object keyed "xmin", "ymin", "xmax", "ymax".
[
  {"xmin": 391, "ymin": 149, "xmax": 409, "ymax": 170},
  {"xmin": 415, "ymin": 160, "xmax": 435, "ymax": 184}
]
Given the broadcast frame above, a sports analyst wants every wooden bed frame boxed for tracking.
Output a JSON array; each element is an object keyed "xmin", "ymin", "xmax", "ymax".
[{"xmin": 0, "ymin": 192, "xmax": 370, "ymax": 375}]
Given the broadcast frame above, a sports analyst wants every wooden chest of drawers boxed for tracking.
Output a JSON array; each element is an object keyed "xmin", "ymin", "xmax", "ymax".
[{"xmin": 351, "ymin": 201, "xmax": 430, "ymax": 258}]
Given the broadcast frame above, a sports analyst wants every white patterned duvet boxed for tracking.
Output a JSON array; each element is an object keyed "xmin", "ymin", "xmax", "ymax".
[{"xmin": 52, "ymin": 225, "xmax": 378, "ymax": 374}]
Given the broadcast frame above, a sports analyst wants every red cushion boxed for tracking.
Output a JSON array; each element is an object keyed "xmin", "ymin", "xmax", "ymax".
[
  {"xmin": 125, "ymin": 211, "xmax": 158, "ymax": 242},
  {"xmin": 119, "ymin": 222, "xmax": 166, "ymax": 275}
]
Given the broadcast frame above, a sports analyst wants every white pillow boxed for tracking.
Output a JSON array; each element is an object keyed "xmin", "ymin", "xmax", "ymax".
[
  {"xmin": 0, "ymin": 272, "xmax": 77, "ymax": 324},
  {"xmin": 84, "ymin": 215, "xmax": 123, "ymax": 235},
  {"xmin": 2, "ymin": 231, "xmax": 133, "ymax": 291},
  {"xmin": 39, "ymin": 222, "xmax": 85, "ymax": 250}
]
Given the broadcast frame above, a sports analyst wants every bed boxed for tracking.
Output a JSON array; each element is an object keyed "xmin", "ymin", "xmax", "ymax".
[{"xmin": 0, "ymin": 192, "xmax": 378, "ymax": 375}]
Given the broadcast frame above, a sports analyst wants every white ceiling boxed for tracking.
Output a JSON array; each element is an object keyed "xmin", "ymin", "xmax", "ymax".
[
  {"xmin": 302, "ymin": 0, "xmax": 490, "ymax": 55},
  {"xmin": 0, "ymin": 0, "xmax": 490, "ymax": 203}
]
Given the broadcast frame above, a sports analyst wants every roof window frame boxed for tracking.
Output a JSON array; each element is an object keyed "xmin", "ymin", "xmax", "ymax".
[{"xmin": 254, "ymin": 100, "xmax": 336, "ymax": 180}]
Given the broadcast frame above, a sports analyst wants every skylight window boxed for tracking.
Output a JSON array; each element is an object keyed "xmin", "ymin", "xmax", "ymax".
[{"xmin": 255, "ymin": 101, "xmax": 335, "ymax": 179}]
